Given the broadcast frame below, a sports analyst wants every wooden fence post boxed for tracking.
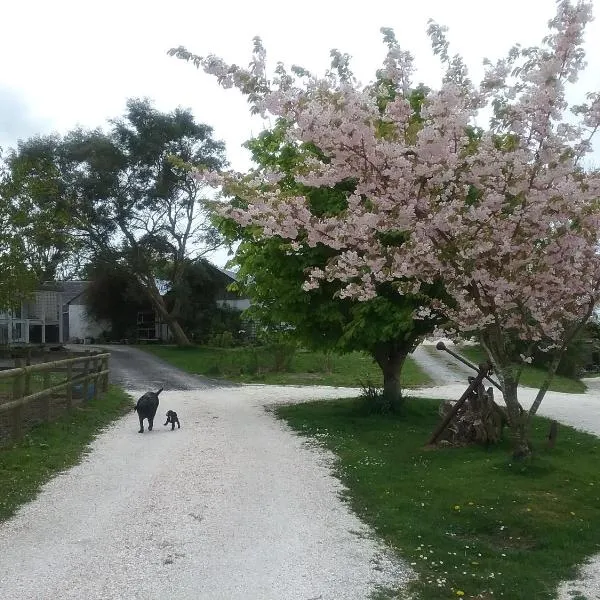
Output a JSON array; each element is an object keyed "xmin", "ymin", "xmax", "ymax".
[
  {"xmin": 102, "ymin": 355, "xmax": 109, "ymax": 393},
  {"xmin": 92, "ymin": 355, "xmax": 100, "ymax": 401},
  {"xmin": 82, "ymin": 351, "xmax": 91, "ymax": 403},
  {"xmin": 11, "ymin": 359, "xmax": 25, "ymax": 442},
  {"xmin": 42, "ymin": 356, "xmax": 51, "ymax": 422},
  {"xmin": 66, "ymin": 362, "xmax": 73, "ymax": 409},
  {"xmin": 24, "ymin": 350, "xmax": 31, "ymax": 397}
]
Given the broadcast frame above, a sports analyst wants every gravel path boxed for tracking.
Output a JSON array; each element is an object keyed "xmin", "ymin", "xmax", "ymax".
[
  {"xmin": 411, "ymin": 343, "xmax": 473, "ymax": 385},
  {"xmin": 0, "ymin": 385, "xmax": 410, "ymax": 600},
  {"xmin": 93, "ymin": 344, "xmax": 235, "ymax": 390}
]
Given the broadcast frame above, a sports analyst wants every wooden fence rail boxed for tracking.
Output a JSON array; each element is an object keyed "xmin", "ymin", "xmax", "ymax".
[{"xmin": 0, "ymin": 351, "xmax": 110, "ymax": 444}]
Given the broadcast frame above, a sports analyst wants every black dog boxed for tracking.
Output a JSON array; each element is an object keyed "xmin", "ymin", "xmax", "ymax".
[
  {"xmin": 134, "ymin": 388, "xmax": 163, "ymax": 433},
  {"xmin": 163, "ymin": 410, "xmax": 181, "ymax": 430}
]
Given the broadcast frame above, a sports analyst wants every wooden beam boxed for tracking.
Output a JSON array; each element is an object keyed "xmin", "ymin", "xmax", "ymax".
[{"xmin": 0, "ymin": 370, "xmax": 110, "ymax": 413}]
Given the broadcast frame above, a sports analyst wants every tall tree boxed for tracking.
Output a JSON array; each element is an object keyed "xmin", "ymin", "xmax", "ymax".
[
  {"xmin": 0, "ymin": 156, "xmax": 36, "ymax": 310},
  {"xmin": 172, "ymin": 0, "xmax": 600, "ymax": 456},
  {"xmin": 217, "ymin": 117, "xmax": 441, "ymax": 405},
  {"xmin": 1, "ymin": 135, "xmax": 81, "ymax": 281},
  {"xmin": 20, "ymin": 99, "xmax": 227, "ymax": 346}
]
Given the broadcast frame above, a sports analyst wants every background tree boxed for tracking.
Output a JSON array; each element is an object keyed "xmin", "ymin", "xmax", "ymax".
[
  {"xmin": 172, "ymin": 0, "xmax": 600, "ymax": 456},
  {"xmin": 1, "ymin": 136, "xmax": 81, "ymax": 281},
  {"xmin": 6, "ymin": 99, "xmax": 227, "ymax": 345},
  {"xmin": 83, "ymin": 258, "xmax": 148, "ymax": 340},
  {"xmin": 163, "ymin": 259, "xmax": 242, "ymax": 344}
]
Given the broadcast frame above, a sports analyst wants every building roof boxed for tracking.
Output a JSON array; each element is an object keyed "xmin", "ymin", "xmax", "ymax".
[{"xmin": 55, "ymin": 281, "xmax": 90, "ymax": 305}]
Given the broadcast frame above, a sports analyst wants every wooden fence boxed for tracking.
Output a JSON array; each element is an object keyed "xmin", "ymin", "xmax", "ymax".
[{"xmin": 0, "ymin": 351, "xmax": 110, "ymax": 445}]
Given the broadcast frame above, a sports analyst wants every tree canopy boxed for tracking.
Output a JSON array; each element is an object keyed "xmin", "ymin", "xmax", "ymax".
[
  {"xmin": 1, "ymin": 99, "xmax": 227, "ymax": 345},
  {"xmin": 217, "ymin": 117, "xmax": 442, "ymax": 403},
  {"xmin": 172, "ymin": 0, "xmax": 600, "ymax": 456}
]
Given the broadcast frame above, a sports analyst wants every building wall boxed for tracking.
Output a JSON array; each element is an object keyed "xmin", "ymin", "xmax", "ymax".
[
  {"xmin": 68, "ymin": 305, "xmax": 110, "ymax": 341},
  {"xmin": 216, "ymin": 298, "xmax": 251, "ymax": 311}
]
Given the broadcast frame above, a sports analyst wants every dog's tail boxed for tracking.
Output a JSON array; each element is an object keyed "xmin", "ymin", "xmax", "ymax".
[
  {"xmin": 133, "ymin": 401, "xmax": 138, "ymax": 412},
  {"xmin": 156, "ymin": 387, "xmax": 164, "ymax": 396}
]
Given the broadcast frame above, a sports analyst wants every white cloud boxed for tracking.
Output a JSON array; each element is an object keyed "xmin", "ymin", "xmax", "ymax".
[{"xmin": 2, "ymin": 0, "xmax": 599, "ymax": 265}]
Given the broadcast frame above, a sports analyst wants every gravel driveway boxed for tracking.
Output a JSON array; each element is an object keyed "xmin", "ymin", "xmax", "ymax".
[{"xmin": 0, "ymin": 345, "xmax": 410, "ymax": 600}]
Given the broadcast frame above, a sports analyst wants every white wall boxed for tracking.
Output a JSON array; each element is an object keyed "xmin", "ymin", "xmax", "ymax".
[
  {"xmin": 68, "ymin": 305, "xmax": 110, "ymax": 341},
  {"xmin": 216, "ymin": 298, "xmax": 251, "ymax": 311}
]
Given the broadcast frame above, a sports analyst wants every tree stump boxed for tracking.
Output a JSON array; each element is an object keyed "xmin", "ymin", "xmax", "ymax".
[{"xmin": 436, "ymin": 378, "xmax": 507, "ymax": 446}]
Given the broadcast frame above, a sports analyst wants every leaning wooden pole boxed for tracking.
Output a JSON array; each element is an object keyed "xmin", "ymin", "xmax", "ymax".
[
  {"xmin": 426, "ymin": 362, "xmax": 490, "ymax": 446},
  {"xmin": 436, "ymin": 341, "xmax": 503, "ymax": 392}
]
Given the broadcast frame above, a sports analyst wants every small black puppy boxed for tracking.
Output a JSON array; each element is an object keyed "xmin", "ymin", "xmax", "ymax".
[
  {"xmin": 134, "ymin": 387, "xmax": 163, "ymax": 433},
  {"xmin": 163, "ymin": 410, "xmax": 181, "ymax": 430}
]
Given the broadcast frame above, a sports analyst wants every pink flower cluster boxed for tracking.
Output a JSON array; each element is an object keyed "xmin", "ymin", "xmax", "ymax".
[{"xmin": 190, "ymin": 1, "xmax": 600, "ymax": 349}]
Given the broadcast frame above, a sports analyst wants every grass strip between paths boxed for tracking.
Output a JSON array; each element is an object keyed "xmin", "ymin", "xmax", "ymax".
[
  {"xmin": 276, "ymin": 396, "xmax": 600, "ymax": 600},
  {"xmin": 139, "ymin": 345, "xmax": 433, "ymax": 388}
]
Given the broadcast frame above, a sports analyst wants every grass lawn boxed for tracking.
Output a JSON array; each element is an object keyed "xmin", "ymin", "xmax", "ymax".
[
  {"xmin": 456, "ymin": 344, "xmax": 587, "ymax": 394},
  {"xmin": 0, "ymin": 386, "xmax": 131, "ymax": 523},
  {"xmin": 276, "ymin": 397, "xmax": 600, "ymax": 600},
  {"xmin": 139, "ymin": 345, "xmax": 433, "ymax": 389}
]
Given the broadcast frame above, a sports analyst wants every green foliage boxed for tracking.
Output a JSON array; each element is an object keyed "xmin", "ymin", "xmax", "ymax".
[
  {"xmin": 2, "ymin": 98, "xmax": 227, "ymax": 346},
  {"xmin": 207, "ymin": 330, "xmax": 236, "ymax": 348},
  {"xmin": 220, "ymin": 114, "xmax": 441, "ymax": 375},
  {"xmin": 84, "ymin": 257, "xmax": 242, "ymax": 343},
  {"xmin": 164, "ymin": 259, "xmax": 242, "ymax": 343},
  {"xmin": 0, "ymin": 234, "xmax": 36, "ymax": 312},
  {"xmin": 139, "ymin": 345, "xmax": 432, "ymax": 388},
  {"xmin": 358, "ymin": 381, "xmax": 399, "ymax": 415},
  {"xmin": 277, "ymin": 397, "xmax": 600, "ymax": 600},
  {"xmin": 83, "ymin": 259, "xmax": 148, "ymax": 340},
  {"xmin": 1, "ymin": 136, "xmax": 82, "ymax": 280}
]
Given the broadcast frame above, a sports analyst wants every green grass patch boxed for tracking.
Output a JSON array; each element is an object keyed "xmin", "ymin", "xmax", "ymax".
[
  {"xmin": 276, "ymin": 397, "xmax": 600, "ymax": 599},
  {"xmin": 0, "ymin": 386, "xmax": 131, "ymax": 523},
  {"xmin": 140, "ymin": 345, "xmax": 432, "ymax": 388},
  {"xmin": 457, "ymin": 344, "xmax": 587, "ymax": 394}
]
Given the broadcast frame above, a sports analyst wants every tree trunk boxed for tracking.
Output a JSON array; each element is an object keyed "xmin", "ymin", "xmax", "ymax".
[
  {"xmin": 501, "ymin": 375, "xmax": 531, "ymax": 459},
  {"xmin": 373, "ymin": 345, "xmax": 408, "ymax": 409},
  {"xmin": 144, "ymin": 281, "xmax": 192, "ymax": 347}
]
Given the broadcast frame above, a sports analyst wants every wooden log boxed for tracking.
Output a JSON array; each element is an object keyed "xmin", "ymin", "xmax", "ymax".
[{"xmin": 427, "ymin": 362, "xmax": 490, "ymax": 446}]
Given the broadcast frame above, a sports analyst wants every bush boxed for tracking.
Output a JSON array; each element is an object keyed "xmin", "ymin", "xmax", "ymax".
[
  {"xmin": 267, "ymin": 342, "xmax": 297, "ymax": 372},
  {"xmin": 359, "ymin": 381, "xmax": 397, "ymax": 415},
  {"xmin": 207, "ymin": 331, "xmax": 236, "ymax": 348}
]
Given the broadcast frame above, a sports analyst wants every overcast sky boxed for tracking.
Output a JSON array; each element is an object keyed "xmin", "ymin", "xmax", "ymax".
[{"xmin": 2, "ymin": 0, "xmax": 599, "ymax": 266}]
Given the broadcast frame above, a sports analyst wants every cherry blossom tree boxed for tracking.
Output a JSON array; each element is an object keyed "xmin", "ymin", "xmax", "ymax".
[{"xmin": 171, "ymin": 0, "xmax": 600, "ymax": 456}]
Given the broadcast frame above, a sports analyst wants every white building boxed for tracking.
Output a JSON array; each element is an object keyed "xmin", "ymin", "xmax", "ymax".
[{"xmin": 0, "ymin": 287, "xmax": 63, "ymax": 344}]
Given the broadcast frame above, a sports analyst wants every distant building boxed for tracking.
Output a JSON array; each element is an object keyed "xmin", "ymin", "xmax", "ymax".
[
  {"xmin": 0, "ymin": 265, "xmax": 251, "ymax": 345},
  {"xmin": 0, "ymin": 284, "xmax": 63, "ymax": 344},
  {"xmin": 60, "ymin": 281, "xmax": 110, "ymax": 343}
]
